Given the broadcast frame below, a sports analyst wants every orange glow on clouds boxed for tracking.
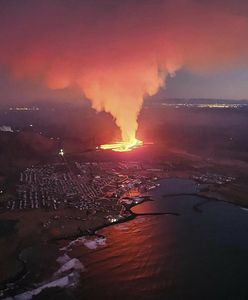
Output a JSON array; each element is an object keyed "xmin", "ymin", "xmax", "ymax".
[{"xmin": 1, "ymin": 0, "xmax": 248, "ymax": 143}]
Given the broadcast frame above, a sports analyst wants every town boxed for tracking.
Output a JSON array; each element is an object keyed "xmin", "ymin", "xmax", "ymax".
[{"xmin": 4, "ymin": 161, "xmax": 164, "ymax": 216}]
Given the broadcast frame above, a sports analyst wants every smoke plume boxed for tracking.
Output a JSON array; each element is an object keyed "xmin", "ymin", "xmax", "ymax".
[{"xmin": 0, "ymin": 0, "xmax": 248, "ymax": 142}]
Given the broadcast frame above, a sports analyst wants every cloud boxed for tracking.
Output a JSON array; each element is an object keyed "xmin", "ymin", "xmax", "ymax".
[{"xmin": 0, "ymin": 0, "xmax": 248, "ymax": 141}]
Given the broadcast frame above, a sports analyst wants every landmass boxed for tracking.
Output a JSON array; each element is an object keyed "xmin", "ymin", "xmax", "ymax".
[{"xmin": 1, "ymin": 146, "xmax": 248, "ymax": 298}]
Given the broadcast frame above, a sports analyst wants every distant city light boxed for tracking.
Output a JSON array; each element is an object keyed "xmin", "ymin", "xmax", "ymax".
[
  {"xmin": 159, "ymin": 103, "xmax": 247, "ymax": 109},
  {"xmin": 109, "ymin": 217, "xmax": 117, "ymax": 223},
  {"xmin": 9, "ymin": 107, "xmax": 40, "ymax": 111},
  {"xmin": 59, "ymin": 149, "xmax": 64, "ymax": 156}
]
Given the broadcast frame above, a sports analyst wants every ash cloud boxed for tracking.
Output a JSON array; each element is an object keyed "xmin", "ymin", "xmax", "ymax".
[{"xmin": 0, "ymin": 0, "xmax": 248, "ymax": 141}]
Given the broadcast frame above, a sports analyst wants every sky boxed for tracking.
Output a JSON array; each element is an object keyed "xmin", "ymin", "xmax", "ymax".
[
  {"xmin": 0, "ymin": 0, "xmax": 248, "ymax": 105},
  {"xmin": 1, "ymin": 0, "xmax": 248, "ymax": 140},
  {"xmin": 161, "ymin": 68, "xmax": 248, "ymax": 100},
  {"xmin": 2, "ymin": 67, "xmax": 248, "ymax": 103}
]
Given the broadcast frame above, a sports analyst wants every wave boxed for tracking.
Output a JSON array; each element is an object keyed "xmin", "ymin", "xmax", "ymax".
[
  {"xmin": 5, "ymin": 256, "xmax": 85, "ymax": 300},
  {"xmin": 240, "ymin": 207, "xmax": 248, "ymax": 212},
  {"xmin": 61, "ymin": 236, "xmax": 106, "ymax": 251},
  {"xmin": 115, "ymin": 224, "xmax": 130, "ymax": 231}
]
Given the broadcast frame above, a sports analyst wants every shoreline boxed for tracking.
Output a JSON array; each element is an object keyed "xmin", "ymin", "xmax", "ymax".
[
  {"xmin": 51, "ymin": 196, "xmax": 180, "ymax": 242},
  {"xmin": 1, "ymin": 177, "xmax": 248, "ymax": 298},
  {"xmin": 0, "ymin": 194, "xmax": 180, "ymax": 298},
  {"xmin": 163, "ymin": 191, "xmax": 248, "ymax": 210}
]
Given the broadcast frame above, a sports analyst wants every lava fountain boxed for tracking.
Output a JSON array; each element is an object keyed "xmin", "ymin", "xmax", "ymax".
[{"xmin": 100, "ymin": 138, "xmax": 143, "ymax": 152}]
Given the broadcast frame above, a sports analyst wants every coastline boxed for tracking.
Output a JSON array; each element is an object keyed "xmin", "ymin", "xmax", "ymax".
[
  {"xmin": 0, "ymin": 196, "xmax": 150, "ymax": 297},
  {"xmin": 1, "ymin": 175, "xmax": 248, "ymax": 298},
  {"xmin": 0, "ymin": 191, "xmax": 181, "ymax": 298},
  {"xmin": 51, "ymin": 196, "xmax": 180, "ymax": 242}
]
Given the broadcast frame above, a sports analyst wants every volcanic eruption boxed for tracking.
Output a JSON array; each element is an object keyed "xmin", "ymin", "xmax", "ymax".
[
  {"xmin": 1, "ymin": 0, "xmax": 248, "ymax": 152},
  {"xmin": 100, "ymin": 138, "xmax": 143, "ymax": 152}
]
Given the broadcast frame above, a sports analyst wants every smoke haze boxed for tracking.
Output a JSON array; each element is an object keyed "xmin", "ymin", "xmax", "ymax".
[{"xmin": 0, "ymin": 0, "xmax": 248, "ymax": 141}]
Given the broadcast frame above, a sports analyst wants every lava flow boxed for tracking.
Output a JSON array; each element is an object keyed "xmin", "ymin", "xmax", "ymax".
[{"xmin": 100, "ymin": 138, "xmax": 143, "ymax": 152}]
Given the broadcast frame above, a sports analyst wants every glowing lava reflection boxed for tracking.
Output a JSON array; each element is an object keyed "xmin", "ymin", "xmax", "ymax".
[{"xmin": 100, "ymin": 138, "xmax": 143, "ymax": 152}]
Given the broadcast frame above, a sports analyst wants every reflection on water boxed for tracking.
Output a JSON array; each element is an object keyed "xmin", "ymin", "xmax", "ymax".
[{"xmin": 37, "ymin": 179, "xmax": 248, "ymax": 299}]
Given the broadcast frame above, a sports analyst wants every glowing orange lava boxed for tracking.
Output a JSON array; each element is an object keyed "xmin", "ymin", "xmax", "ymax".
[{"xmin": 100, "ymin": 138, "xmax": 143, "ymax": 152}]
